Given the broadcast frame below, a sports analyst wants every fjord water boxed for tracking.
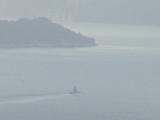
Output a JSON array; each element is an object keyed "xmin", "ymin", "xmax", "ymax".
[{"xmin": 0, "ymin": 22, "xmax": 160, "ymax": 120}]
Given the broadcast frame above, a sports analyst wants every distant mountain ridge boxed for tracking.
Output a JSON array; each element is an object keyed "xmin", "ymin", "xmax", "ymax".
[{"xmin": 0, "ymin": 17, "xmax": 96, "ymax": 48}]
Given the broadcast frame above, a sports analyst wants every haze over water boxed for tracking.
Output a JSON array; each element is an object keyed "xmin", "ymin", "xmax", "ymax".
[{"xmin": 0, "ymin": 21, "xmax": 160, "ymax": 120}]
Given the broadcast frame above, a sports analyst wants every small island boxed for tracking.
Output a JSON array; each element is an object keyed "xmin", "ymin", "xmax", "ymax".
[{"xmin": 0, "ymin": 17, "xmax": 96, "ymax": 48}]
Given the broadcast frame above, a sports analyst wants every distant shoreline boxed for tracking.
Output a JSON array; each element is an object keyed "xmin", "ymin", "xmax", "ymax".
[
  {"xmin": 0, "ymin": 17, "xmax": 97, "ymax": 48},
  {"xmin": 0, "ymin": 44, "xmax": 98, "ymax": 49}
]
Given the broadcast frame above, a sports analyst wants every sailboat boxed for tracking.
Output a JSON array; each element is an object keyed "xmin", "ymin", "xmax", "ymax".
[{"xmin": 69, "ymin": 86, "xmax": 80, "ymax": 94}]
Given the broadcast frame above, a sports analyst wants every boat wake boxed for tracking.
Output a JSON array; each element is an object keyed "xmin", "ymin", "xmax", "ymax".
[{"xmin": 0, "ymin": 93, "xmax": 70, "ymax": 104}]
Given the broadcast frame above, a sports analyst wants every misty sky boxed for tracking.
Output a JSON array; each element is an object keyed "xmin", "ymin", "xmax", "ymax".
[{"xmin": 0, "ymin": 0, "xmax": 160, "ymax": 25}]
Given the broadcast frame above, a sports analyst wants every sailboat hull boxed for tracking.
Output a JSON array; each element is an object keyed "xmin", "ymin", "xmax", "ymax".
[{"xmin": 69, "ymin": 91, "xmax": 80, "ymax": 94}]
